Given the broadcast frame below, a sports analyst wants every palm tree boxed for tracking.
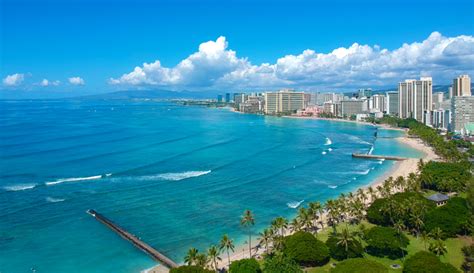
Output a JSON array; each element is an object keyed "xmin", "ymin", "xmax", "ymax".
[
  {"xmin": 429, "ymin": 239, "xmax": 447, "ymax": 256},
  {"xmin": 297, "ymin": 207, "xmax": 312, "ymax": 232},
  {"xmin": 184, "ymin": 247, "xmax": 199, "ymax": 265},
  {"xmin": 325, "ymin": 199, "xmax": 339, "ymax": 234},
  {"xmin": 272, "ymin": 217, "xmax": 288, "ymax": 237},
  {"xmin": 195, "ymin": 253, "xmax": 208, "ymax": 268},
  {"xmin": 308, "ymin": 201, "xmax": 322, "ymax": 229},
  {"xmin": 420, "ymin": 231, "xmax": 430, "ymax": 251},
  {"xmin": 258, "ymin": 228, "xmax": 273, "ymax": 254},
  {"xmin": 290, "ymin": 217, "xmax": 303, "ymax": 233},
  {"xmin": 207, "ymin": 245, "xmax": 221, "ymax": 271},
  {"xmin": 367, "ymin": 186, "xmax": 377, "ymax": 201},
  {"xmin": 336, "ymin": 228, "xmax": 354, "ymax": 259},
  {"xmin": 220, "ymin": 234, "xmax": 235, "ymax": 267},
  {"xmin": 241, "ymin": 209, "xmax": 255, "ymax": 257},
  {"xmin": 409, "ymin": 211, "xmax": 424, "ymax": 237},
  {"xmin": 429, "ymin": 227, "xmax": 444, "ymax": 241},
  {"xmin": 394, "ymin": 220, "xmax": 407, "ymax": 261}
]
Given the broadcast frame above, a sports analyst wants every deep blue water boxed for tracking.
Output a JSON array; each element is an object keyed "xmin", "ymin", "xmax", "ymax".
[{"xmin": 0, "ymin": 100, "xmax": 424, "ymax": 273}]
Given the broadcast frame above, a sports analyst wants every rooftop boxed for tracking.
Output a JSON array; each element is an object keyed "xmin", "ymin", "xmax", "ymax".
[{"xmin": 427, "ymin": 193, "xmax": 449, "ymax": 202}]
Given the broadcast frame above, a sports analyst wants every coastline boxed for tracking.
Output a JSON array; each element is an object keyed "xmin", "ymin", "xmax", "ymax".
[{"xmin": 144, "ymin": 118, "xmax": 438, "ymax": 272}]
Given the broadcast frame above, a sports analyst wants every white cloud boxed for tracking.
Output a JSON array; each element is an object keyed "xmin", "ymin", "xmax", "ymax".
[
  {"xmin": 111, "ymin": 32, "xmax": 474, "ymax": 89},
  {"xmin": 2, "ymin": 73, "xmax": 25, "ymax": 86},
  {"xmin": 40, "ymin": 79, "xmax": 60, "ymax": 86},
  {"xmin": 68, "ymin": 77, "xmax": 85, "ymax": 85}
]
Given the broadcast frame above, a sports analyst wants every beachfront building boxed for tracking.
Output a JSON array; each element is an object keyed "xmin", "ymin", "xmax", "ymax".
[
  {"xmin": 451, "ymin": 96, "xmax": 474, "ymax": 134},
  {"xmin": 264, "ymin": 90, "xmax": 305, "ymax": 114},
  {"xmin": 233, "ymin": 93, "xmax": 248, "ymax": 105},
  {"xmin": 386, "ymin": 91, "xmax": 399, "ymax": 116},
  {"xmin": 452, "ymin": 74, "xmax": 471, "ymax": 97},
  {"xmin": 431, "ymin": 109, "xmax": 450, "ymax": 130},
  {"xmin": 398, "ymin": 77, "xmax": 433, "ymax": 123},
  {"xmin": 225, "ymin": 93, "xmax": 231, "ymax": 103},
  {"xmin": 371, "ymin": 94, "xmax": 386, "ymax": 113},
  {"xmin": 426, "ymin": 193, "xmax": 449, "ymax": 206},
  {"xmin": 341, "ymin": 99, "xmax": 368, "ymax": 117},
  {"xmin": 433, "ymin": 92, "xmax": 445, "ymax": 108}
]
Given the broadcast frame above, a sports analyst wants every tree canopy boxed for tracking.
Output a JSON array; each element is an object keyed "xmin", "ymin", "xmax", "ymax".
[
  {"xmin": 403, "ymin": 251, "xmax": 460, "ymax": 273},
  {"xmin": 282, "ymin": 231, "xmax": 330, "ymax": 266},
  {"xmin": 229, "ymin": 258, "xmax": 262, "ymax": 273},
  {"xmin": 425, "ymin": 197, "xmax": 471, "ymax": 238},
  {"xmin": 262, "ymin": 253, "xmax": 303, "ymax": 273},
  {"xmin": 365, "ymin": 226, "xmax": 409, "ymax": 259},
  {"xmin": 326, "ymin": 235, "xmax": 364, "ymax": 260},
  {"xmin": 420, "ymin": 161, "xmax": 472, "ymax": 192},
  {"xmin": 170, "ymin": 265, "xmax": 214, "ymax": 273}
]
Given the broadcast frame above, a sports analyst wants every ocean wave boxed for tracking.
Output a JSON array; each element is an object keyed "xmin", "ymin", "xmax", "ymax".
[
  {"xmin": 328, "ymin": 148, "xmax": 333, "ymax": 152},
  {"xmin": 348, "ymin": 135, "xmax": 372, "ymax": 145},
  {"xmin": 328, "ymin": 185, "xmax": 338, "ymax": 189},
  {"xmin": 3, "ymin": 184, "xmax": 37, "ymax": 191},
  {"xmin": 287, "ymin": 200, "xmax": 304, "ymax": 209},
  {"xmin": 46, "ymin": 197, "xmax": 65, "ymax": 203},
  {"xmin": 153, "ymin": 170, "xmax": 211, "ymax": 181},
  {"xmin": 321, "ymin": 151, "xmax": 327, "ymax": 155},
  {"xmin": 324, "ymin": 137, "xmax": 332, "ymax": 145},
  {"xmin": 45, "ymin": 174, "xmax": 111, "ymax": 186},
  {"xmin": 368, "ymin": 145, "xmax": 374, "ymax": 155}
]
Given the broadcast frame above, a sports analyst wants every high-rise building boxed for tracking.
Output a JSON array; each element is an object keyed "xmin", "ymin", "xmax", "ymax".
[
  {"xmin": 432, "ymin": 92, "xmax": 444, "ymax": 108},
  {"xmin": 451, "ymin": 96, "xmax": 474, "ymax": 134},
  {"xmin": 233, "ymin": 93, "xmax": 248, "ymax": 105},
  {"xmin": 264, "ymin": 90, "xmax": 305, "ymax": 114},
  {"xmin": 357, "ymin": 88, "xmax": 372, "ymax": 98},
  {"xmin": 341, "ymin": 99, "xmax": 368, "ymax": 116},
  {"xmin": 398, "ymin": 77, "xmax": 432, "ymax": 123},
  {"xmin": 225, "ymin": 93, "xmax": 231, "ymax": 103},
  {"xmin": 371, "ymin": 94, "xmax": 386, "ymax": 113},
  {"xmin": 217, "ymin": 95, "xmax": 223, "ymax": 102},
  {"xmin": 452, "ymin": 75, "xmax": 471, "ymax": 97},
  {"xmin": 386, "ymin": 91, "xmax": 399, "ymax": 116}
]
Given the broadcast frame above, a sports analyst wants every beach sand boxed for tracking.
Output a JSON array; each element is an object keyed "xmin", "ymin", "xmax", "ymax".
[{"xmin": 146, "ymin": 130, "xmax": 439, "ymax": 272}]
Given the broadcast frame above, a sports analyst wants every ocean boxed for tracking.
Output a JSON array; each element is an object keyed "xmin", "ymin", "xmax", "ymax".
[{"xmin": 0, "ymin": 100, "xmax": 424, "ymax": 273}]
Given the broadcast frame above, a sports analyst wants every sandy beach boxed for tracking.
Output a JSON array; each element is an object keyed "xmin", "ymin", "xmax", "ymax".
[{"xmin": 146, "ymin": 128, "xmax": 439, "ymax": 272}]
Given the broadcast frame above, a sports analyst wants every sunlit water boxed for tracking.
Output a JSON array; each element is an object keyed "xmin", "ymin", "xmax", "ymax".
[{"xmin": 0, "ymin": 100, "xmax": 424, "ymax": 273}]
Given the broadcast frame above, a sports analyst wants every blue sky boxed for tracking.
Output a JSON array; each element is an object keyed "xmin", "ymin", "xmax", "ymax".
[{"xmin": 1, "ymin": 0, "xmax": 474, "ymax": 96}]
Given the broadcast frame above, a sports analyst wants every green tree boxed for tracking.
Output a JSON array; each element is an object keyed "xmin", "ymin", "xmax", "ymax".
[
  {"xmin": 184, "ymin": 248, "xmax": 199, "ymax": 266},
  {"xmin": 429, "ymin": 239, "xmax": 448, "ymax": 256},
  {"xmin": 403, "ymin": 251, "xmax": 459, "ymax": 273},
  {"xmin": 262, "ymin": 253, "xmax": 303, "ymax": 273},
  {"xmin": 207, "ymin": 245, "xmax": 221, "ymax": 271},
  {"xmin": 258, "ymin": 228, "xmax": 273, "ymax": 254},
  {"xmin": 220, "ymin": 234, "xmax": 235, "ymax": 267},
  {"xmin": 241, "ymin": 209, "xmax": 255, "ymax": 257},
  {"xmin": 282, "ymin": 231, "xmax": 330, "ymax": 266},
  {"xmin": 229, "ymin": 258, "xmax": 261, "ymax": 273}
]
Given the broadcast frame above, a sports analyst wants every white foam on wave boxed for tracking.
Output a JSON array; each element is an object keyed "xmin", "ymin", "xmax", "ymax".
[
  {"xmin": 322, "ymin": 151, "xmax": 327, "ymax": 155},
  {"xmin": 328, "ymin": 148, "xmax": 333, "ymax": 152},
  {"xmin": 3, "ymin": 184, "xmax": 37, "ymax": 192},
  {"xmin": 368, "ymin": 145, "xmax": 374, "ymax": 155},
  {"xmin": 45, "ymin": 174, "xmax": 110, "ymax": 186},
  {"xmin": 349, "ymin": 135, "xmax": 372, "ymax": 145},
  {"xmin": 46, "ymin": 197, "xmax": 65, "ymax": 203},
  {"xmin": 154, "ymin": 170, "xmax": 211, "ymax": 181},
  {"xmin": 324, "ymin": 137, "xmax": 332, "ymax": 145},
  {"xmin": 328, "ymin": 185, "xmax": 338, "ymax": 189},
  {"xmin": 287, "ymin": 200, "xmax": 304, "ymax": 209}
]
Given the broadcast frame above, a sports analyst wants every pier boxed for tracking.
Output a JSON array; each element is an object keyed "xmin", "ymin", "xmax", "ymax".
[
  {"xmin": 352, "ymin": 153, "xmax": 408, "ymax": 161},
  {"xmin": 87, "ymin": 209, "xmax": 178, "ymax": 270}
]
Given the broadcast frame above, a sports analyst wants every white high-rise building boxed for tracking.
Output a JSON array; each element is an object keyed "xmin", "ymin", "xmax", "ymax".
[
  {"xmin": 264, "ymin": 90, "xmax": 305, "ymax": 114},
  {"xmin": 452, "ymin": 75, "xmax": 471, "ymax": 97},
  {"xmin": 386, "ymin": 91, "xmax": 399, "ymax": 116},
  {"xmin": 451, "ymin": 96, "xmax": 474, "ymax": 134},
  {"xmin": 432, "ymin": 92, "xmax": 444, "ymax": 108},
  {"xmin": 371, "ymin": 94, "xmax": 386, "ymax": 113},
  {"xmin": 398, "ymin": 77, "xmax": 433, "ymax": 123}
]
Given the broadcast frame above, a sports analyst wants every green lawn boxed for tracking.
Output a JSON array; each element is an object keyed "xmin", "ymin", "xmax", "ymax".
[{"xmin": 304, "ymin": 222, "xmax": 468, "ymax": 273}]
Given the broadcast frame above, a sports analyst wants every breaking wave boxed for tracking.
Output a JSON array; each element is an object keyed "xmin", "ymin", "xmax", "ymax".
[
  {"xmin": 46, "ymin": 197, "xmax": 65, "ymax": 203},
  {"xmin": 153, "ymin": 170, "xmax": 211, "ymax": 181},
  {"xmin": 287, "ymin": 200, "xmax": 304, "ymax": 209},
  {"xmin": 368, "ymin": 145, "xmax": 374, "ymax": 155},
  {"xmin": 322, "ymin": 151, "xmax": 327, "ymax": 155},
  {"xmin": 328, "ymin": 185, "xmax": 338, "ymax": 189},
  {"xmin": 324, "ymin": 138, "xmax": 332, "ymax": 145},
  {"xmin": 3, "ymin": 184, "xmax": 37, "ymax": 192},
  {"xmin": 45, "ymin": 174, "xmax": 111, "ymax": 186}
]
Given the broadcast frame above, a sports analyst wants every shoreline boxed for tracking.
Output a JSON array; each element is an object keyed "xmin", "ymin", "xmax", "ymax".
[{"xmin": 144, "ymin": 119, "xmax": 438, "ymax": 272}]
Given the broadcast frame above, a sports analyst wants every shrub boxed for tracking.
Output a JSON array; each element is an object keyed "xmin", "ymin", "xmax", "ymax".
[
  {"xmin": 262, "ymin": 253, "xmax": 303, "ymax": 273},
  {"xmin": 326, "ymin": 236, "xmax": 364, "ymax": 260},
  {"xmin": 170, "ymin": 265, "xmax": 214, "ymax": 273},
  {"xmin": 425, "ymin": 197, "xmax": 471, "ymax": 238},
  {"xmin": 403, "ymin": 251, "xmax": 459, "ymax": 273},
  {"xmin": 331, "ymin": 258, "xmax": 388, "ymax": 273},
  {"xmin": 365, "ymin": 226, "xmax": 409, "ymax": 259},
  {"xmin": 230, "ymin": 258, "xmax": 262, "ymax": 273},
  {"xmin": 282, "ymin": 231, "xmax": 330, "ymax": 266}
]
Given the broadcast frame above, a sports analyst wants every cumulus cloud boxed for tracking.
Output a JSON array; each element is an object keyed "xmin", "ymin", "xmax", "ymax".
[
  {"xmin": 68, "ymin": 77, "xmax": 85, "ymax": 85},
  {"xmin": 111, "ymin": 32, "xmax": 474, "ymax": 89},
  {"xmin": 40, "ymin": 79, "xmax": 60, "ymax": 86},
  {"xmin": 2, "ymin": 73, "xmax": 25, "ymax": 86}
]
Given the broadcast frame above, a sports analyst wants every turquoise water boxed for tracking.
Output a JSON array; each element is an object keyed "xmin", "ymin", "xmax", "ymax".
[{"xmin": 0, "ymin": 100, "xmax": 424, "ymax": 273}]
